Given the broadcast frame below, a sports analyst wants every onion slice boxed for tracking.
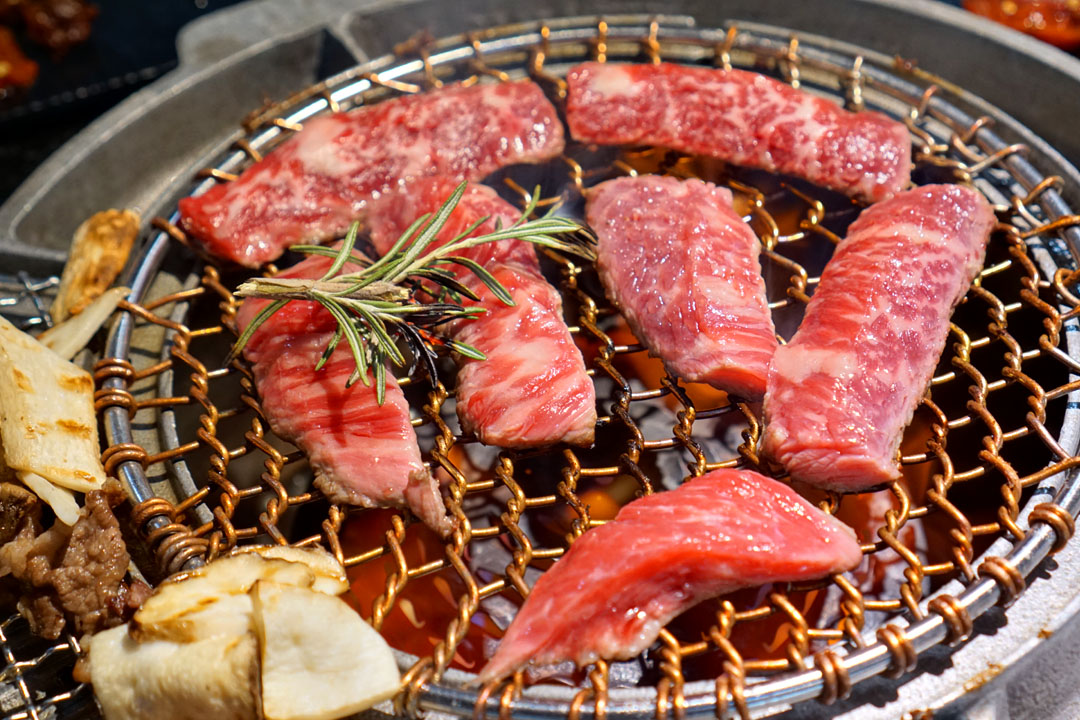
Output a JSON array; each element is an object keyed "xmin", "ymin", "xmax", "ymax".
[{"xmin": 38, "ymin": 286, "xmax": 130, "ymax": 360}]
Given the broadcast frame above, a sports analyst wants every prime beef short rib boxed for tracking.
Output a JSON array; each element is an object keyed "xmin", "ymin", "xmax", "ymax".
[
  {"xmin": 180, "ymin": 80, "xmax": 565, "ymax": 267},
  {"xmin": 762, "ymin": 184, "xmax": 994, "ymax": 492},
  {"xmin": 586, "ymin": 175, "xmax": 778, "ymax": 401},
  {"xmin": 567, "ymin": 62, "xmax": 911, "ymax": 203}
]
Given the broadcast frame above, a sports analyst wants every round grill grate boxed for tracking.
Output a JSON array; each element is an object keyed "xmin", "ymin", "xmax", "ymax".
[{"xmin": 97, "ymin": 14, "xmax": 1080, "ymax": 720}]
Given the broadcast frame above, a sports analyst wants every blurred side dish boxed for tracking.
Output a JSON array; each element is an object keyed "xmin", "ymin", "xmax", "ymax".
[
  {"xmin": 0, "ymin": 0, "xmax": 97, "ymax": 95},
  {"xmin": 965, "ymin": 0, "xmax": 1080, "ymax": 49}
]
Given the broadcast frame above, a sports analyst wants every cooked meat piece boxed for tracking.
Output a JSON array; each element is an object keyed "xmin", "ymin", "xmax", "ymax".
[
  {"xmin": 22, "ymin": 593, "xmax": 65, "ymax": 639},
  {"xmin": 50, "ymin": 482, "xmax": 130, "ymax": 634},
  {"xmin": 479, "ymin": 469, "xmax": 862, "ymax": 680},
  {"xmin": 367, "ymin": 178, "xmax": 597, "ymax": 448},
  {"xmin": 567, "ymin": 62, "xmax": 911, "ymax": 203},
  {"xmin": 179, "ymin": 80, "xmax": 565, "ymax": 267},
  {"xmin": 0, "ymin": 482, "xmax": 38, "ymax": 544},
  {"xmin": 2, "ymin": 517, "xmax": 68, "ymax": 638},
  {"xmin": 587, "ymin": 175, "xmax": 778, "ymax": 401},
  {"xmin": 0, "ymin": 480, "xmax": 135, "ymax": 638},
  {"xmin": 763, "ymin": 184, "xmax": 994, "ymax": 491}
]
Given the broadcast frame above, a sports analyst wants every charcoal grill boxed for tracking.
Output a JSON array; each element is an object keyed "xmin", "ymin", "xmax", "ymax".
[{"xmin": 4, "ymin": 3, "xmax": 1080, "ymax": 720}]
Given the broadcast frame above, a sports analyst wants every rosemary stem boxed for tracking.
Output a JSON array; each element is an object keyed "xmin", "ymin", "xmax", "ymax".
[{"xmin": 235, "ymin": 277, "xmax": 409, "ymax": 303}]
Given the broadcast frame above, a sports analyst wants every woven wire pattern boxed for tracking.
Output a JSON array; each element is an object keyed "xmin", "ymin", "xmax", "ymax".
[
  {"xmin": 0, "ymin": 274, "xmax": 56, "ymax": 332},
  {"xmin": 94, "ymin": 16, "xmax": 1080, "ymax": 720},
  {"xmin": 0, "ymin": 618, "xmax": 92, "ymax": 720}
]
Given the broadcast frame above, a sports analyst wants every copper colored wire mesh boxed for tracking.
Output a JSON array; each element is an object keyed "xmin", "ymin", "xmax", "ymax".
[{"xmin": 90, "ymin": 18, "xmax": 1080, "ymax": 720}]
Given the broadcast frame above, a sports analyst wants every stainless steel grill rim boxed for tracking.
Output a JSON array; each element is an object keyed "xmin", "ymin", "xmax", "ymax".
[{"xmin": 94, "ymin": 14, "xmax": 1080, "ymax": 720}]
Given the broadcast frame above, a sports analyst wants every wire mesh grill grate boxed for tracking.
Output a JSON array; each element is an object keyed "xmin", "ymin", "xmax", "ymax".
[
  {"xmin": 0, "ymin": 617, "xmax": 93, "ymax": 720},
  {"xmin": 82, "ymin": 15, "xmax": 1080, "ymax": 720},
  {"xmin": 0, "ymin": 273, "xmax": 56, "ymax": 333}
]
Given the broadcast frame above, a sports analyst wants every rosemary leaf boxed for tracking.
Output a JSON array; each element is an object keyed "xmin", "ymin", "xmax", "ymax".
[
  {"xmin": 315, "ymin": 327, "xmax": 344, "ymax": 372},
  {"xmin": 320, "ymin": 221, "xmax": 361, "ymax": 281},
  {"xmin": 352, "ymin": 303, "xmax": 407, "ymax": 368},
  {"xmin": 446, "ymin": 214, "xmax": 491, "ymax": 245},
  {"xmin": 437, "ymin": 256, "xmax": 514, "ymax": 306},
  {"xmin": 406, "ymin": 268, "xmax": 482, "ymax": 302},
  {"xmin": 361, "ymin": 212, "xmax": 431, "ymax": 280},
  {"xmin": 291, "ymin": 245, "xmax": 372, "ymax": 266},
  {"xmin": 374, "ymin": 359, "xmax": 387, "ymax": 406},
  {"xmin": 317, "ymin": 297, "xmax": 370, "ymax": 389},
  {"xmin": 387, "ymin": 181, "xmax": 468, "ymax": 283},
  {"xmin": 226, "ymin": 298, "xmax": 288, "ymax": 364},
  {"xmin": 446, "ymin": 339, "xmax": 486, "ymax": 361}
]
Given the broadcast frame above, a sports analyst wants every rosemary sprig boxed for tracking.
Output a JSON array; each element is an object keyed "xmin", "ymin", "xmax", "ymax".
[{"xmin": 229, "ymin": 181, "xmax": 593, "ymax": 404}]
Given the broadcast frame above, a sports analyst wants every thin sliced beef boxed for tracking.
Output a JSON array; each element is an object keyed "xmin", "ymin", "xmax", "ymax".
[
  {"xmin": 252, "ymin": 332, "xmax": 451, "ymax": 535},
  {"xmin": 450, "ymin": 263, "xmax": 596, "ymax": 447},
  {"xmin": 180, "ymin": 80, "xmax": 565, "ymax": 267},
  {"xmin": 236, "ymin": 258, "xmax": 453, "ymax": 536}
]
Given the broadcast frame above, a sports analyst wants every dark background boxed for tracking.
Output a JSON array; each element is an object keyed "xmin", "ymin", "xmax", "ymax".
[{"xmin": 2, "ymin": 0, "xmax": 246, "ymax": 204}]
